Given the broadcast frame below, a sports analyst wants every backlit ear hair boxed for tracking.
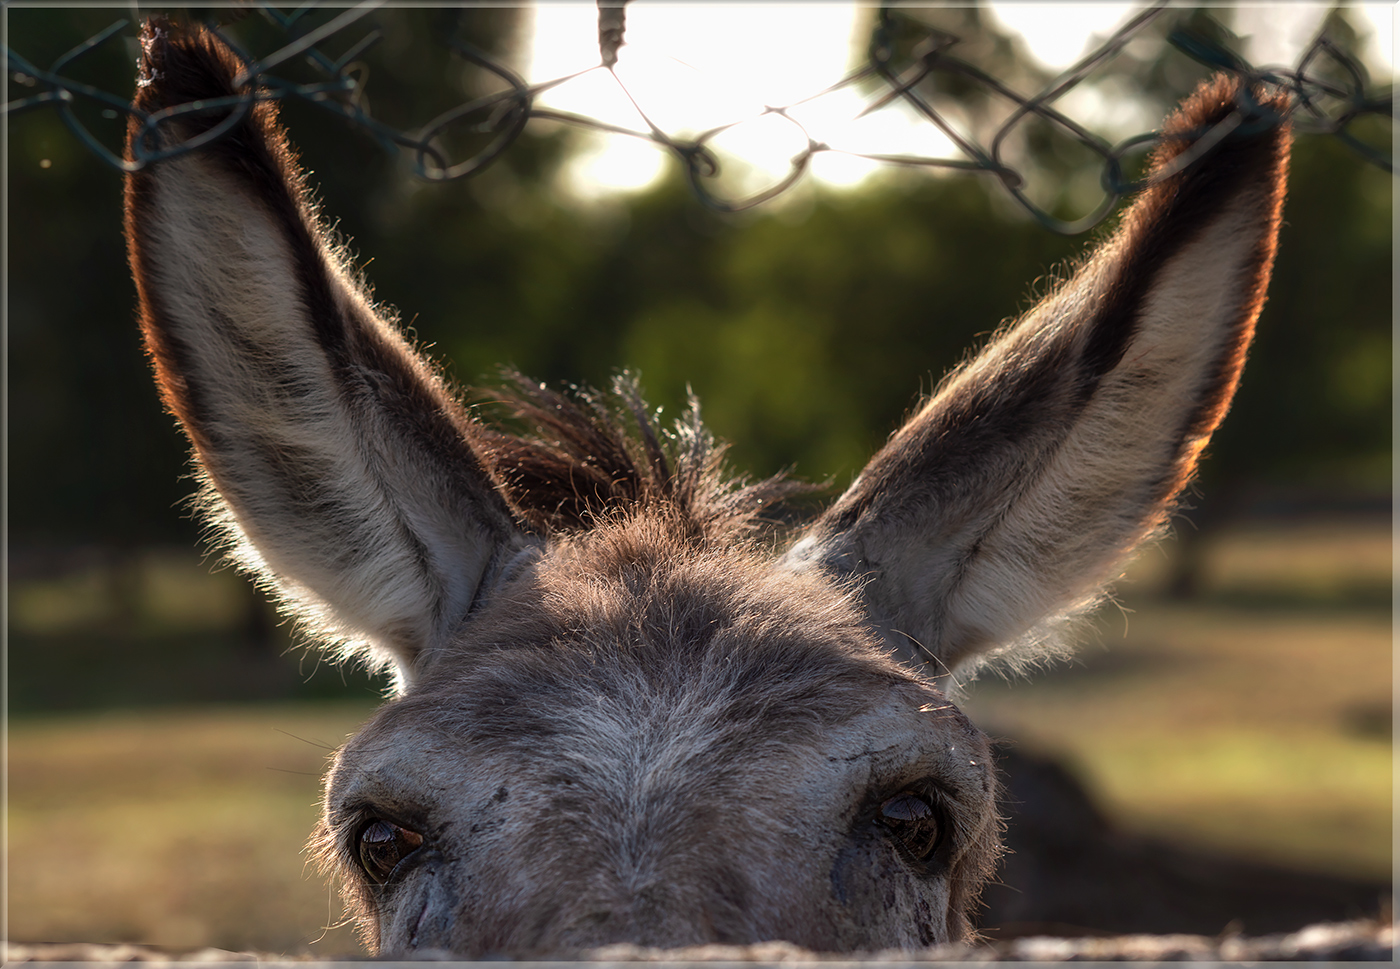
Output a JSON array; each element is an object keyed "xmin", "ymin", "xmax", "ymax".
[{"xmin": 784, "ymin": 76, "xmax": 1290, "ymax": 684}]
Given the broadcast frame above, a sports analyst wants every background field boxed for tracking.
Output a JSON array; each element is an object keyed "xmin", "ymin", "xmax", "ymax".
[
  {"xmin": 9, "ymin": 517, "xmax": 1390, "ymax": 956},
  {"xmin": 963, "ymin": 518, "xmax": 1392, "ymax": 881}
]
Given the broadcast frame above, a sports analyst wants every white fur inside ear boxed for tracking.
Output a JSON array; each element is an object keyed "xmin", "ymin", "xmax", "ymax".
[
  {"xmin": 785, "ymin": 188, "xmax": 1270, "ymax": 684},
  {"xmin": 944, "ymin": 197, "xmax": 1261, "ymax": 659},
  {"xmin": 146, "ymin": 154, "xmax": 525, "ymax": 682}
]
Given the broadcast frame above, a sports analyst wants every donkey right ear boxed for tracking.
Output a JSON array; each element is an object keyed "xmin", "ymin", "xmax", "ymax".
[
  {"xmin": 125, "ymin": 20, "xmax": 532, "ymax": 688},
  {"xmin": 785, "ymin": 76, "xmax": 1290, "ymax": 685}
]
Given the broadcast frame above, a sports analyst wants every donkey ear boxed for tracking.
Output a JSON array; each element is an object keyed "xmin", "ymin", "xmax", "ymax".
[
  {"xmin": 785, "ymin": 76, "xmax": 1291, "ymax": 683},
  {"xmin": 125, "ymin": 20, "xmax": 531, "ymax": 687}
]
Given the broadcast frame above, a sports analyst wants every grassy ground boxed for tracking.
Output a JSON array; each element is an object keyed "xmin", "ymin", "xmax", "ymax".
[
  {"xmin": 8, "ymin": 703, "xmax": 376, "ymax": 956},
  {"xmin": 7, "ymin": 517, "xmax": 1391, "ymax": 953},
  {"xmin": 962, "ymin": 517, "xmax": 1392, "ymax": 879}
]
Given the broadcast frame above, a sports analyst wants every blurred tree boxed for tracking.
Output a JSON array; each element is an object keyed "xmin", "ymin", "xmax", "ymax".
[
  {"xmin": 7, "ymin": 5, "xmax": 544, "ymax": 548},
  {"xmin": 7, "ymin": 4, "xmax": 1389, "ymax": 705}
]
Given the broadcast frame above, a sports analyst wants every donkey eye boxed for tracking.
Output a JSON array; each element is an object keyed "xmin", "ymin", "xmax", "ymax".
[
  {"xmin": 875, "ymin": 792, "xmax": 944, "ymax": 861},
  {"xmin": 357, "ymin": 819, "xmax": 424, "ymax": 883}
]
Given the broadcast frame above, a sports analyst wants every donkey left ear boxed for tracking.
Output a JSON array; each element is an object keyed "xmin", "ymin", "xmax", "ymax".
[
  {"xmin": 125, "ymin": 20, "xmax": 533, "ymax": 689},
  {"xmin": 784, "ymin": 76, "xmax": 1291, "ymax": 683}
]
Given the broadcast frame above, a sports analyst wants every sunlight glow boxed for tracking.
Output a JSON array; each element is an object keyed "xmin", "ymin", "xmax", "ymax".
[
  {"xmin": 525, "ymin": 3, "xmax": 1393, "ymax": 201},
  {"xmin": 1233, "ymin": 5, "xmax": 1333, "ymax": 69},
  {"xmin": 527, "ymin": 3, "xmax": 871, "ymax": 200},
  {"xmin": 1355, "ymin": 4, "xmax": 1394, "ymax": 73},
  {"xmin": 986, "ymin": 4, "xmax": 1140, "ymax": 71}
]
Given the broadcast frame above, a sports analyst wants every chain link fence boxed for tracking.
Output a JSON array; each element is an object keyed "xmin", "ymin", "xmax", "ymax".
[{"xmin": 6, "ymin": 1, "xmax": 1392, "ymax": 233}]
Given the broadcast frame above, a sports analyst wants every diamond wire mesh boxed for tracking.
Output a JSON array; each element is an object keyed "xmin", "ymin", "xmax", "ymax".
[{"xmin": 5, "ymin": 1, "xmax": 1393, "ymax": 233}]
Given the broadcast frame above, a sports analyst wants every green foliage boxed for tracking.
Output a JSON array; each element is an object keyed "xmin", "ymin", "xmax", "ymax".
[
  {"xmin": 8, "ymin": 4, "xmax": 1389, "ymax": 631},
  {"xmin": 1209, "ymin": 133, "xmax": 1392, "ymax": 490},
  {"xmin": 12, "ymin": 6, "xmax": 1389, "ymax": 543}
]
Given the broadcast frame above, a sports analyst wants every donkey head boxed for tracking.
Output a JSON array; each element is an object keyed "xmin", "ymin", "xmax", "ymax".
[{"xmin": 125, "ymin": 19, "xmax": 1289, "ymax": 957}]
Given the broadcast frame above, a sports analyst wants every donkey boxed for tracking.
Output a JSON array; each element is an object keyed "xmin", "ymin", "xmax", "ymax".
[{"xmin": 125, "ymin": 18, "xmax": 1290, "ymax": 957}]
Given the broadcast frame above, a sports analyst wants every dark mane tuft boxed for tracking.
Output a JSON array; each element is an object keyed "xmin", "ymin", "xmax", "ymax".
[{"xmin": 472, "ymin": 373, "xmax": 819, "ymax": 538}]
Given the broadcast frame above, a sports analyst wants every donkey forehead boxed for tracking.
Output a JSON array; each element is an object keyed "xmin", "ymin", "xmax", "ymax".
[
  {"xmin": 329, "ymin": 527, "xmax": 992, "ymax": 833},
  {"xmin": 333, "ymin": 645, "xmax": 990, "ymax": 820}
]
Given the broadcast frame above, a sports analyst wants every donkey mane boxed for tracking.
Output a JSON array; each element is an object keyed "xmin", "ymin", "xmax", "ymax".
[{"xmin": 474, "ymin": 374, "xmax": 818, "ymax": 541}]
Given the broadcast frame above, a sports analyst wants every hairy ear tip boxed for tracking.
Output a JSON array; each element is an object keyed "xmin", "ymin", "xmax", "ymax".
[
  {"xmin": 1152, "ymin": 73, "xmax": 1293, "ymax": 171},
  {"xmin": 1120, "ymin": 73, "xmax": 1291, "ymax": 236},
  {"xmin": 134, "ymin": 15, "xmax": 244, "ymax": 113}
]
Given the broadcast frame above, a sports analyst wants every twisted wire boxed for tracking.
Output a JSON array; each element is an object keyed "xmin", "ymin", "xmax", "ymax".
[{"xmin": 6, "ymin": 1, "xmax": 1391, "ymax": 233}]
